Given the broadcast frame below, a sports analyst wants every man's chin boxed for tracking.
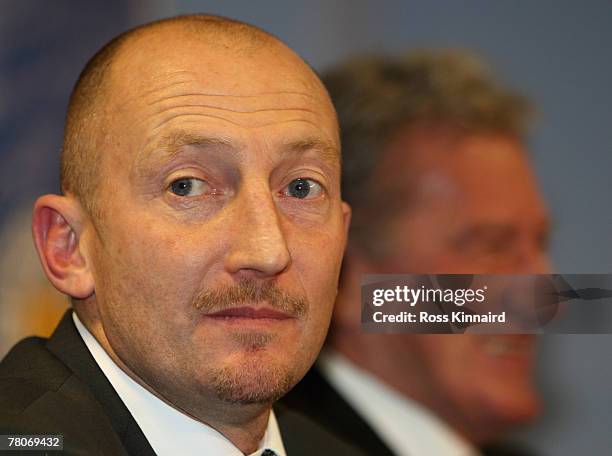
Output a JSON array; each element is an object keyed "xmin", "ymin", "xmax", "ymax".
[
  {"xmin": 211, "ymin": 358, "xmax": 298, "ymax": 405},
  {"xmin": 467, "ymin": 388, "xmax": 541, "ymax": 444},
  {"xmin": 494, "ymin": 392, "xmax": 541, "ymax": 424}
]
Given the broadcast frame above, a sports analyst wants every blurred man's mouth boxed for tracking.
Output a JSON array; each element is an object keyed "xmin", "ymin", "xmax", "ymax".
[{"xmin": 480, "ymin": 335, "xmax": 535, "ymax": 360}]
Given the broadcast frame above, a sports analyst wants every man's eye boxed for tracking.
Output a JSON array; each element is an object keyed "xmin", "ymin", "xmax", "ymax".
[
  {"xmin": 283, "ymin": 178, "xmax": 323, "ymax": 199},
  {"xmin": 169, "ymin": 178, "xmax": 210, "ymax": 197}
]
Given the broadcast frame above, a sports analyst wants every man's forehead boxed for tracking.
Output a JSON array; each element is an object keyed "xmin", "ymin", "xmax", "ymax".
[
  {"xmin": 107, "ymin": 26, "xmax": 326, "ymax": 107},
  {"xmin": 100, "ymin": 31, "xmax": 336, "ymax": 136},
  {"xmin": 93, "ymin": 22, "xmax": 339, "ymax": 175}
]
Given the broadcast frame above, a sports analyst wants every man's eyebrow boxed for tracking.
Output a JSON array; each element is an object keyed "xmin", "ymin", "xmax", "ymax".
[
  {"xmin": 150, "ymin": 131, "xmax": 235, "ymax": 159},
  {"xmin": 134, "ymin": 132, "xmax": 235, "ymax": 181},
  {"xmin": 140, "ymin": 133, "xmax": 340, "ymax": 171},
  {"xmin": 455, "ymin": 224, "xmax": 517, "ymax": 242},
  {"xmin": 281, "ymin": 138, "xmax": 340, "ymax": 164}
]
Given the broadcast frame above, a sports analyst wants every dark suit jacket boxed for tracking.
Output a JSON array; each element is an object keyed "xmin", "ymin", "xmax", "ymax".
[
  {"xmin": 282, "ymin": 364, "xmax": 537, "ymax": 456},
  {"xmin": 0, "ymin": 311, "xmax": 363, "ymax": 455}
]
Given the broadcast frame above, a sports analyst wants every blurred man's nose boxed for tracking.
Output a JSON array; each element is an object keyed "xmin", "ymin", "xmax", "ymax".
[
  {"xmin": 224, "ymin": 181, "xmax": 291, "ymax": 279},
  {"xmin": 516, "ymin": 235, "xmax": 552, "ymax": 274}
]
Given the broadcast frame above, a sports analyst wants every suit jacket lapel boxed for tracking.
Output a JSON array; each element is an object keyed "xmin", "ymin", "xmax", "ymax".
[
  {"xmin": 282, "ymin": 366, "xmax": 393, "ymax": 455},
  {"xmin": 46, "ymin": 311, "xmax": 156, "ymax": 456}
]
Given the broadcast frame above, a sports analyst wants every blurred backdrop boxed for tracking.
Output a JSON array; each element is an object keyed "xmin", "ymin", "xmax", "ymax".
[{"xmin": 1, "ymin": 1, "xmax": 611, "ymax": 454}]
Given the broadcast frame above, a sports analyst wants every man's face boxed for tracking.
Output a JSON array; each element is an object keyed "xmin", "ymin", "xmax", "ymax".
[
  {"xmin": 371, "ymin": 126, "xmax": 550, "ymax": 440},
  {"xmin": 82, "ymin": 32, "xmax": 349, "ymax": 411}
]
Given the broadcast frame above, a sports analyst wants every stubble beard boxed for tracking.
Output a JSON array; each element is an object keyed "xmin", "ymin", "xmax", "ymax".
[
  {"xmin": 210, "ymin": 351, "xmax": 298, "ymax": 405},
  {"xmin": 194, "ymin": 280, "xmax": 308, "ymax": 405}
]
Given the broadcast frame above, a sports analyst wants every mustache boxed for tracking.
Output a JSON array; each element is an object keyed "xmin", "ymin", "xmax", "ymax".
[{"xmin": 192, "ymin": 280, "xmax": 308, "ymax": 318}]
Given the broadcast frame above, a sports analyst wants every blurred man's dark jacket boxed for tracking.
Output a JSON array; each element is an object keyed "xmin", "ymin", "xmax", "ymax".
[{"xmin": 283, "ymin": 365, "xmax": 536, "ymax": 456}]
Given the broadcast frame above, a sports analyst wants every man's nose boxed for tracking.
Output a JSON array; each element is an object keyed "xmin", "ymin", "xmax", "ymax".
[
  {"xmin": 224, "ymin": 183, "xmax": 291, "ymax": 279},
  {"xmin": 517, "ymin": 238, "xmax": 553, "ymax": 274}
]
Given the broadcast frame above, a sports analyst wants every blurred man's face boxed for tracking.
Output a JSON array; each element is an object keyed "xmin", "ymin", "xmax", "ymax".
[
  {"xmin": 83, "ymin": 30, "xmax": 349, "ymax": 413},
  {"xmin": 371, "ymin": 126, "xmax": 550, "ymax": 440}
]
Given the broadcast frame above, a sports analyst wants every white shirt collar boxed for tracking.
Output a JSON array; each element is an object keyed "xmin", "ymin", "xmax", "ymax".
[
  {"xmin": 318, "ymin": 351, "xmax": 479, "ymax": 456},
  {"xmin": 73, "ymin": 312, "xmax": 286, "ymax": 456}
]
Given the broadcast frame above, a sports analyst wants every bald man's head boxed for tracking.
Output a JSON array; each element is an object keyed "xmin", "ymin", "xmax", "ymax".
[
  {"xmin": 33, "ymin": 16, "xmax": 349, "ymax": 446},
  {"xmin": 60, "ymin": 14, "xmax": 324, "ymax": 213}
]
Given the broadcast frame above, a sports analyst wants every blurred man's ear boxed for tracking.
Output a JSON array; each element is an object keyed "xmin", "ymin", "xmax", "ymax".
[
  {"xmin": 32, "ymin": 195, "xmax": 94, "ymax": 300},
  {"xmin": 332, "ymin": 244, "xmax": 367, "ymax": 333},
  {"xmin": 341, "ymin": 201, "xmax": 351, "ymax": 246}
]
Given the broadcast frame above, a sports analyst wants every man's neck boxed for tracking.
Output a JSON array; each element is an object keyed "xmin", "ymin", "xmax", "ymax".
[{"xmin": 329, "ymin": 330, "xmax": 422, "ymax": 400}]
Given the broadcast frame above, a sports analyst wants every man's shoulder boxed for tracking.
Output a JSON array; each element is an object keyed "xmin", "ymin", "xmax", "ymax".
[
  {"xmin": 0, "ymin": 336, "xmax": 71, "ymax": 412},
  {"xmin": 0, "ymin": 330, "xmax": 130, "ymax": 455},
  {"xmin": 0, "ymin": 335, "xmax": 93, "ymax": 426}
]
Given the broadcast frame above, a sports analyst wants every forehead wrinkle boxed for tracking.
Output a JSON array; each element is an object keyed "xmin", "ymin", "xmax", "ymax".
[
  {"xmin": 112, "ymin": 68, "xmax": 196, "ymax": 109},
  {"xmin": 144, "ymin": 90, "xmax": 321, "ymax": 115},
  {"xmin": 148, "ymin": 112, "xmax": 245, "ymax": 136},
  {"xmin": 146, "ymin": 90, "xmax": 320, "ymax": 105},
  {"xmin": 146, "ymin": 112, "xmax": 326, "ymax": 140},
  {"xmin": 118, "ymin": 80, "xmax": 193, "ymax": 109},
  {"xmin": 142, "ymin": 93, "xmax": 324, "ymax": 135},
  {"xmin": 149, "ymin": 101, "xmax": 318, "ymax": 117}
]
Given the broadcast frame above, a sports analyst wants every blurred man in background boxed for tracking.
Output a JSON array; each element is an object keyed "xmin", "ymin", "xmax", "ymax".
[{"xmin": 284, "ymin": 51, "xmax": 551, "ymax": 456}]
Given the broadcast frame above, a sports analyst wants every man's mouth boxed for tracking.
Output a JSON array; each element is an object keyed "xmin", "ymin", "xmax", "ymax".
[{"xmin": 206, "ymin": 306, "xmax": 293, "ymax": 320}]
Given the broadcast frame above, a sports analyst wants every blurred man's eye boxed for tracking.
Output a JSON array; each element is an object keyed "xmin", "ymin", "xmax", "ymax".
[
  {"xmin": 453, "ymin": 226, "xmax": 516, "ymax": 258},
  {"xmin": 482, "ymin": 235, "xmax": 514, "ymax": 255},
  {"xmin": 169, "ymin": 177, "xmax": 211, "ymax": 197},
  {"xmin": 282, "ymin": 178, "xmax": 323, "ymax": 199}
]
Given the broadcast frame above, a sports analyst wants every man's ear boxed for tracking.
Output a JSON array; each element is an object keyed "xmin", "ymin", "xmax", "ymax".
[{"xmin": 32, "ymin": 194, "xmax": 95, "ymax": 299}]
